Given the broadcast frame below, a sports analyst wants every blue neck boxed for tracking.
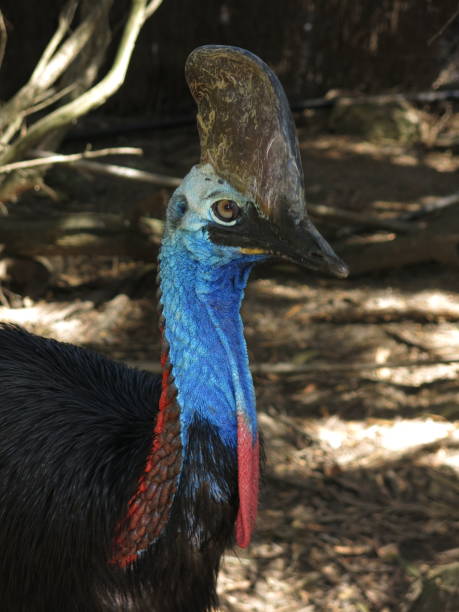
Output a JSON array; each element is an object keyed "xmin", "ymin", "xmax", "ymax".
[{"xmin": 158, "ymin": 234, "xmax": 257, "ymax": 449}]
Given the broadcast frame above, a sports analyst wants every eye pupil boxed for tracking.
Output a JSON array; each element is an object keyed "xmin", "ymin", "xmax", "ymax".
[{"xmin": 212, "ymin": 199, "xmax": 241, "ymax": 223}]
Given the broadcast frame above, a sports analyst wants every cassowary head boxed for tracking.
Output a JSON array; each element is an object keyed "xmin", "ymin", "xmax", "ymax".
[{"xmin": 164, "ymin": 45, "xmax": 348, "ymax": 279}]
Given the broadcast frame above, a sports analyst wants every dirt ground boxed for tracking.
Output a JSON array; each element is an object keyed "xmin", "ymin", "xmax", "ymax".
[{"xmin": 1, "ymin": 121, "xmax": 459, "ymax": 611}]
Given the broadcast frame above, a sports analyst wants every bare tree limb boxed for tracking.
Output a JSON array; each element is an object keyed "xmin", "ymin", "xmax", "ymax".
[
  {"xmin": 69, "ymin": 160, "xmax": 182, "ymax": 188},
  {"xmin": 31, "ymin": 2, "xmax": 110, "ymax": 93},
  {"xmin": 145, "ymin": 0, "xmax": 164, "ymax": 18},
  {"xmin": 0, "ymin": 0, "xmax": 160, "ymax": 166},
  {"xmin": 0, "ymin": 147, "xmax": 143, "ymax": 174},
  {"xmin": 30, "ymin": 0, "xmax": 78, "ymax": 83},
  {"xmin": 292, "ymin": 89, "xmax": 459, "ymax": 112},
  {"xmin": 0, "ymin": 118, "xmax": 23, "ymax": 148},
  {"xmin": 0, "ymin": 1, "xmax": 82, "ymax": 132}
]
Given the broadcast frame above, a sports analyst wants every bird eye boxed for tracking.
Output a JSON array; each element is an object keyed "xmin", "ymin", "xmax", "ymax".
[{"xmin": 211, "ymin": 199, "xmax": 241, "ymax": 225}]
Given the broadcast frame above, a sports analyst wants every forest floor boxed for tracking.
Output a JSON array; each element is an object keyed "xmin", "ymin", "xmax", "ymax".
[{"xmin": 1, "ymin": 120, "xmax": 459, "ymax": 611}]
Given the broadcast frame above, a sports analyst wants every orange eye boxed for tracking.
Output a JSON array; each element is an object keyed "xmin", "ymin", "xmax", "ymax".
[{"xmin": 211, "ymin": 199, "xmax": 241, "ymax": 223}]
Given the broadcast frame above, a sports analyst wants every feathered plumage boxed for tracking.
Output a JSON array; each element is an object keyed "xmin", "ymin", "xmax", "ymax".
[{"xmin": 0, "ymin": 324, "xmax": 238, "ymax": 611}]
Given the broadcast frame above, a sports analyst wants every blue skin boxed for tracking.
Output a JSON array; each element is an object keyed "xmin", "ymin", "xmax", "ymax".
[{"xmin": 159, "ymin": 164, "xmax": 265, "ymax": 463}]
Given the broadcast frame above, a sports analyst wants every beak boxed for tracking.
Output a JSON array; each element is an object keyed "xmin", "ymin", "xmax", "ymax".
[
  {"xmin": 186, "ymin": 45, "xmax": 348, "ymax": 279},
  {"xmin": 208, "ymin": 202, "xmax": 349, "ymax": 278},
  {"xmin": 285, "ymin": 219, "xmax": 349, "ymax": 278}
]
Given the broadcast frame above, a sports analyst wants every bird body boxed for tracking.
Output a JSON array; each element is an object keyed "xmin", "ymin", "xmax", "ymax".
[
  {"xmin": 0, "ymin": 47, "xmax": 347, "ymax": 611},
  {"xmin": 0, "ymin": 322, "xmax": 237, "ymax": 611}
]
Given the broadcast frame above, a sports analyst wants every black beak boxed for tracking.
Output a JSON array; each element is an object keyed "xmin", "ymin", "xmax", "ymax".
[
  {"xmin": 208, "ymin": 203, "xmax": 349, "ymax": 278},
  {"xmin": 187, "ymin": 45, "xmax": 348, "ymax": 279},
  {"xmin": 287, "ymin": 219, "xmax": 349, "ymax": 278}
]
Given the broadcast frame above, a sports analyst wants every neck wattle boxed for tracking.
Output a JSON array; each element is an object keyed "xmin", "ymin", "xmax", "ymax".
[{"xmin": 158, "ymin": 235, "xmax": 259, "ymax": 547}]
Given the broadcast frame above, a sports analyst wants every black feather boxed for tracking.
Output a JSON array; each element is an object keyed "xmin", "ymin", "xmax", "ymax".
[{"xmin": 0, "ymin": 323, "xmax": 237, "ymax": 612}]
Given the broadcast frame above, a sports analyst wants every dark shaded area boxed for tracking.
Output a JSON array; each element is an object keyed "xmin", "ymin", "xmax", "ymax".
[{"xmin": 1, "ymin": 0, "xmax": 458, "ymax": 116}]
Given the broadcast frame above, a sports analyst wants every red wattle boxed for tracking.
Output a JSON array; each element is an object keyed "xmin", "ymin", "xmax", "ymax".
[{"xmin": 236, "ymin": 414, "xmax": 259, "ymax": 547}]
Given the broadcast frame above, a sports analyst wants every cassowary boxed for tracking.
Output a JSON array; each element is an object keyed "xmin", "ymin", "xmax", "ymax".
[{"xmin": 0, "ymin": 46, "xmax": 347, "ymax": 612}]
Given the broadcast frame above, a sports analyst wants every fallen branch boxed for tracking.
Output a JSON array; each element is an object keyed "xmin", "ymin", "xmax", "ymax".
[
  {"xmin": 309, "ymin": 203, "xmax": 415, "ymax": 234},
  {"xmin": 23, "ymin": 85, "xmax": 77, "ymax": 117},
  {"xmin": 126, "ymin": 357, "xmax": 459, "ymax": 375},
  {"xmin": 0, "ymin": 213, "xmax": 163, "ymax": 259},
  {"xmin": 0, "ymin": 147, "xmax": 143, "ymax": 173},
  {"xmin": 339, "ymin": 200, "xmax": 459, "ymax": 275},
  {"xmin": 68, "ymin": 159, "xmax": 182, "ymax": 188},
  {"xmin": 145, "ymin": 0, "xmax": 164, "ymax": 18}
]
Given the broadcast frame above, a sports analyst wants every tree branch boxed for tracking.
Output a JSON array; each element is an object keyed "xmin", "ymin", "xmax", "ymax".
[
  {"xmin": 0, "ymin": 0, "xmax": 159, "ymax": 165},
  {"xmin": 127, "ymin": 357, "xmax": 459, "ymax": 376},
  {"xmin": 68, "ymin": 159, "xmax": 182, "ymax": 188},
  {"xmin": 340, "ymin": 201, "xmax": 459, "ymax": 275},
  {"xmin": 0, "ymin": 147, "xmax": 143, "ymax": 174},
  {"xmin": 32, "ymin": 2, "xmax": 109, "ymax": 92},
  {"xmin": 23, "ymin": 85, "xmax": 77, "ymax": 117}
]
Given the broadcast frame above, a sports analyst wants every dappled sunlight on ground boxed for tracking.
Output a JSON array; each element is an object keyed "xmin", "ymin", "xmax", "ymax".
[
  {"xmin": 314, "ymin": 417, "xmax": 458, "ymax": 462},
  {"xmin": 1, "ymin": 129, "xmax": 458, "ymax": 611}
]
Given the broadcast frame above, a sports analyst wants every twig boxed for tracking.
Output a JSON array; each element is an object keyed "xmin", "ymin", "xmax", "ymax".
[
  {"xmin": 23, "ymin": 86, "xmax": 78, "ymax": 117},
  {"xmin": 32, "ymin": 2, "xmax": 110, "ymax": 92},
  {"xmin": 29, "ymin": 0, "xmax": 78, "ymax": 84},
  {"xmin": 0, "ymin": 10, "xmax": 7, "ymax": 70},
  {"xmin": 400, "ymin": 191, "xmax": 459, "ymax": 221},
  {"xmin": 70, "ymin": 160, "xmax": 182, "ymax": 188},
  {"xmin": 22, "ymin": 85, "xmax": 77, "ymax": 116},
  {"xmin": 0, "ymin": 118, "xmax": 23, "ymax": 147},
  {"xmin": 0, "ymin": 1, "xmax": 82, "ymax": 133},
  {"xmin": 145, "ymin": 0, "xmax": 164, "ymax": 18},
  {"xmin": 428, "ymin": 3, "xmax": 459, "ymax": 45},
  {"xmin": 253, "ymin": 359, "xmax": 459, "ymax": 373},
  {"xmin": 340, "ymin": 200, "xmax": 459, "ymax": 274},
  {"xmin": 0, "ymin": 147, "xmax": 143, "ymax": 174}
]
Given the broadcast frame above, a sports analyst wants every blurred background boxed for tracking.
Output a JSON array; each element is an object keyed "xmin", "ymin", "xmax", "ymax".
[{"xmin": 1, "ymin": 1, "xmax": 459, "ymax": 610}]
